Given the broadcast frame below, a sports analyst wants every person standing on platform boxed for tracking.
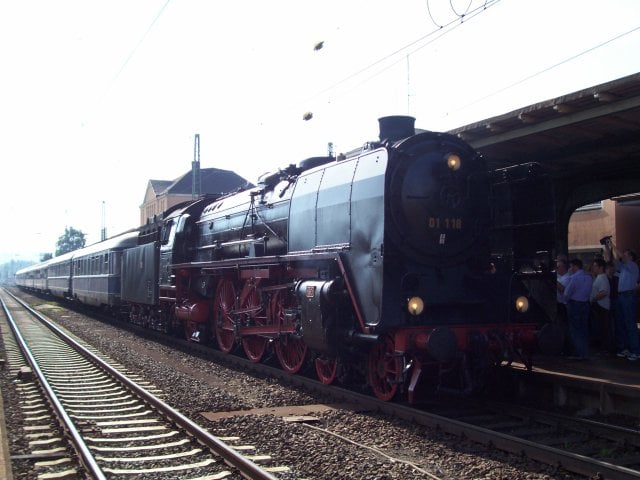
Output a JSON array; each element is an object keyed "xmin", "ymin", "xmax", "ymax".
[
  {"xmin": 563, "ymin": 258, "xmax": 593, "ymax": 360},
  {"xmin": 606, "ymin": 261, "xmax": 623, "ymax": 352},
  {"xmin": 556, "ymin": 256, "xmax": 573, "ymax": 355},
  {"xmin": 590, "ymin": 258, "xmax": 611, "ymax": 354},
  {"xmin": 604, "ymin": 238, "xmax": 640, "ymax": 361}
]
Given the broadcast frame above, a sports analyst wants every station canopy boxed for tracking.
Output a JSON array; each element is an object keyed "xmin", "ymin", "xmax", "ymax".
[{"xmin": 448, "ymin": 72, "xmax": 640, "ymax": 184}]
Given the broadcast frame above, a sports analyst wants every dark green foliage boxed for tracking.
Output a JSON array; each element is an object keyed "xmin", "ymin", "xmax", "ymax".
[{"xmin": 55, "ymin": 227, "xmax": 86, "ymax": 256}]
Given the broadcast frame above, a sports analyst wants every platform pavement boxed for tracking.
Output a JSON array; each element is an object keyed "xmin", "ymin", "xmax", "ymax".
[{"xmin": 509, "ymin": 352, "xmax": 640, "ymax": 419}]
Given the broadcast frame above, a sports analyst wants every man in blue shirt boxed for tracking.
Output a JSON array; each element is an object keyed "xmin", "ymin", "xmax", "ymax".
[
  {"xmin": 563, "ymin": 258, "xmax": 593, "ymax": 360},
  {"xmin": 604, "ymin": 239, "xmax": 640, "ymax": 361},
  {"xmin": 556, "ymin": 257, "xmax": 573, "ymax": 355}
]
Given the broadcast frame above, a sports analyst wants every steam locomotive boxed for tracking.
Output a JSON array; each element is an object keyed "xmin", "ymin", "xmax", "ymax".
[{"xmin": 16, "ymin": 116, "xmax": 558, "ymax": 402}]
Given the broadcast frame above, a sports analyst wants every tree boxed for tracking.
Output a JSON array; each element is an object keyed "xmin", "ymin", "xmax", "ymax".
[
  {"xmin": 40, "ymin": 253, "xmax": 53, "ymax": 261},
  {"xmin": 55, "ymin": 227, "xmax": 86, "ymax": 256}
]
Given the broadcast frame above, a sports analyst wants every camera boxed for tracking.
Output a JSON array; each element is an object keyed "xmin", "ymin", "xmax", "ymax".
[{"xmin": 599, "ymin": 235, "xmax": 612, "ymax": 246}]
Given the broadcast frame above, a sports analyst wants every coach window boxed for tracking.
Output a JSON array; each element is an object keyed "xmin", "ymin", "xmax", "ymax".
[
  {"xmin": 103, "ymin": 253, "xmax": 108, "ymax": 274},
  {"xmin": 114, "ymin": 252, "xmax": 121, "ymax": 274}
]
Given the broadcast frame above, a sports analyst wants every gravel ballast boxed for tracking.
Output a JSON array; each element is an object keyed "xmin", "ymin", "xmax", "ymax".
[{"xmin": 1, "ymin": 294, "xmax": 585, "ymax": 479}]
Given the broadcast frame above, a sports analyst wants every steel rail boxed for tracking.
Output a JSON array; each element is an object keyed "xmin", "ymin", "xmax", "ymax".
[
  {"xmin": 0, "ymin": 294, "xmax": 107, "ymax": 480},
  {"xmin": 5, "ymin": 289, "xmax": 279, "ymax": 480},
  {"xmin": 11, "ymin": 287, "xmax": 640, "ymax": 479},
  {"xmin": 184, "ymin": 330, "xmax": 640, "ymax": 480}
]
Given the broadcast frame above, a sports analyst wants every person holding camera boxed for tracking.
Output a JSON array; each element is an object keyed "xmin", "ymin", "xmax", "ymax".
[{"xmin": 603, "ymin": 237, "xmax": 640, "ymax": 361}]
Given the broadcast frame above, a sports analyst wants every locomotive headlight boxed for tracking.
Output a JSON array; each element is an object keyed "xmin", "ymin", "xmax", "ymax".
[
  {"xmin": 515, "ymin": 296, "xmax": 530, "ymax": 313},
  {"xmin": 446, "ymin": 153, "xmax": 461, "ymax": 171},
  {"xmin": 407, "ymin": 296, "xmax": 424, "ymax": 316}
]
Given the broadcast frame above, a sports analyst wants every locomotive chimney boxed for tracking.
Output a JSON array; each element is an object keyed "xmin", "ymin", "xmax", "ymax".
[{"xmin": 378, "ymin": 115, "xmax": 415, "ymax": 143}]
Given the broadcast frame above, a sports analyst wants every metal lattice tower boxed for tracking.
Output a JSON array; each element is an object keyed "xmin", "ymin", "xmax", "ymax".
[
  {"xmin": 101, "ymin": 201, "xmax": 107, "ymax": 241},
  {"xmin": 192, "ymin": 133, "xmax": 201, "ymax": 199}
]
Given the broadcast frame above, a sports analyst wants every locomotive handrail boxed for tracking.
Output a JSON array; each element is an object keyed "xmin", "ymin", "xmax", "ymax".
[
  {"xmin": 198, "ymin": 236, "xmax": 268, "ymax": 250},
  {"xmin": 171, "ymin": 250, "xmax": 343, "ymax": 270},
  {"xmin": 489, "ymin": 220, "xmax": 557, "ymax": 229}
]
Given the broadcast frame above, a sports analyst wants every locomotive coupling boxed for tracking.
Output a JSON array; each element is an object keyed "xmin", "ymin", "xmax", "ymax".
[{"xmin": 414, "ymin": 327, "xmax": 458, "ymax": 363}]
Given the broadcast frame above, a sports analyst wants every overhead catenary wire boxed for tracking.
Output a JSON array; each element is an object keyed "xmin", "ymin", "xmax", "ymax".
[
  {"xmin": 103, "ymin": 0, "xmax": 172, "ymax": 97},
  {"xmin": 426, "ymin": 0, "xmax": 487, "ymax": 29},
  {"xmin": 80, "ymin": 1, "xmax": 172, "ymax": 129},
  {"xmin": 304, "ymin": 0, "xmax": 500, "ymax": 105},
  {"xmin": 451, "ymin": 24, "xmax": 640, "ymax": 115},
  {"xmin": 448, "ymin": 0, "xmax": 474, "ymax": 20}
]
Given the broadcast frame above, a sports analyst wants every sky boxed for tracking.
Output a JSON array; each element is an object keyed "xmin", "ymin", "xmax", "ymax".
[{"xmin": 1, "ymin": 0, "xmax": 639, "ymax": 263}]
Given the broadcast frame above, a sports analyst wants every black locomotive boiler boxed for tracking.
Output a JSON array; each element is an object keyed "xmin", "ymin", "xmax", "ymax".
[
  {"xmin": 17, "ymin": 116, "xmax": 557, "ymax": 402},
  {"xmin": 144, "ymin": 115, "xmax": 555, "ymax": 401}
]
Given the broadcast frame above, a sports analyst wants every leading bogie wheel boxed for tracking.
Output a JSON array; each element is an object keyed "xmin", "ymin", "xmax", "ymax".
[
  {"xmin": 315, "ymin": 355, "xmax": 338, "ymax": 385},
  {"xmin": 368, "ymin": 336, "xmax": 402, "ymax": 401}
]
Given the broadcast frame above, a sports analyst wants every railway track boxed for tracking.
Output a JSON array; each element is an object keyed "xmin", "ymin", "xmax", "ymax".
[
  {"xmin": 0, "ymin": 289, "xmax": 286, "ymax": 479},
  {"xmin": 420, "ymin": 399, "xmax": 640, "ymax": 480},
  {"xmin": 241, "ymin": 361, "xmax": 640, "ymax": 479},
  {"xmin": 8, "ymin": 289, "xmax": 640, "ymax": 479},
  {"xmin": 110, "ymin": 310, "xmax": 640, "ymax": 480}
]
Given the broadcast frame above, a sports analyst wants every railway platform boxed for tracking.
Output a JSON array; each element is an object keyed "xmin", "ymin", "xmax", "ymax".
[{"xmin": 510, "ymin": 352, "xmax": 640, "ymax": 419}]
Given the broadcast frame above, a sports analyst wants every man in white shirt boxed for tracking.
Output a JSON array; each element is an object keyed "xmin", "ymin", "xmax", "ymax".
[{"xmin": 590, "ymin": 258, "xmax": 611, "ymax": 353}]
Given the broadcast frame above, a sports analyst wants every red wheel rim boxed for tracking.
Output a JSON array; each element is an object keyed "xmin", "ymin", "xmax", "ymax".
[
  {"xmin": 275, "ymin": 336, "xmax": 307, "ymax": 373},
  {"xmin": 315, "ymin": 356, "xmax": 338, "ymax": 385},
  {"xmin": 214, "ymin": 279, "xmax": 236, "ymax": 353},
  {"xmin": 368, "ymin": 336, "xmax": 402, "ymax": 401},
  {"xmin": 241, "ymin": 285, "xmax": 267, "ymax": 363},
  {"xmin": 272, "ymin": 290, "xmax": 306, "ymax": 373}
]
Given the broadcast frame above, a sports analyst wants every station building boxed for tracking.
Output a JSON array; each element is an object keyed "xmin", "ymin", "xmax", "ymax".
[
  {"xmin": 139, "ymin": 167, "xmax": 251, "ymax": 226},
  {"xmin": 568, "ymin": 195, "xmax": 640, "ymax": 261}
]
